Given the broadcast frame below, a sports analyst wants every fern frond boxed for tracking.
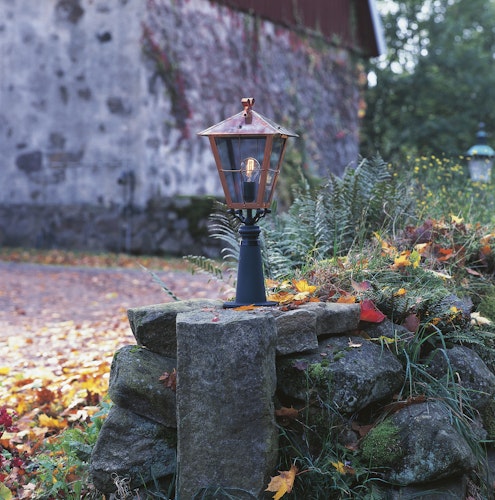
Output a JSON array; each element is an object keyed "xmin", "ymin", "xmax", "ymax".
[{"xmin": 139, "ymin": 264, "xmax": 180, "ymax": 301}]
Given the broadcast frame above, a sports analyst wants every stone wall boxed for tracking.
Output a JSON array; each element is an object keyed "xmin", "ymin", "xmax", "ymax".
[
  {"xmin": 0, "ymin": 0, "xmax": 364, "ymax": 254},
  {"xmin": 90, "ymin": 299, "xmax": 495, "ymax": 498},
  {"xmin": 0, "ymin": 196, "xmax": 220, "ymax": 256}
]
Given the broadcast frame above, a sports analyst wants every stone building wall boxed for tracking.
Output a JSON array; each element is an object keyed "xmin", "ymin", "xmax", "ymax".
[{"xmin": 0, "ymin": 0, "xmax": 364, "ymax": 254}]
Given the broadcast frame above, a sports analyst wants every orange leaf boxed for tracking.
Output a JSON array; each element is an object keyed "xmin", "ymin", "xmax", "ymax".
[
  {"xmin": 437, "ymin": 247, "xmax": 454, "ymax": 261},
  {"xmin": 337, "ymin": 295, "xmax": 356, "ymax": 304},
  {"xmin": 233, "ymin": 304, "xmax": 256, "ymax": 311},
  {"xmin": 275, "ymin": 406, "xmax": 300, "ymax": 421},
  {"xmin": 265, "ymin": 465, "xmax": 298, "ymax": 499},
  {"xmin": 267, "ymin": 292, "xmax": 295, "ymax": 304},
  {"xmin": 159, "ymin": 369, "xmax": 177, "ymax": 391},
  {"xmin": 480, "ymin": 244, "xmax": 492, "ymax": 256},
  {"xmin": 360, "ymin": 300, "xmax": 386, "ymax": 323}
]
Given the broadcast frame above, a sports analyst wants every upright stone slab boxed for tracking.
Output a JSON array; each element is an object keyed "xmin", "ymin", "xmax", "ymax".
[{"xmin": 176, "ymin": 309, "xmax": 278, "ymax": 499}]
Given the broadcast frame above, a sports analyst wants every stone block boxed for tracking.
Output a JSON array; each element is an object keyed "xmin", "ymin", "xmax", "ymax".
[
  {"xmin": 127, "ymin": 299, "xmax": 222, "ymax": 357},
  {"xmin": 176, "ymin": 309, "xmax": 278, "ymax": 499},
  {"xmin": 277, "ymin": 335, "xmax": 404, "ymax": 414},
  {"xmin": 274, "ymin": 308, "xmax": 318, "ymax": 355},
  {"xmin": 300, "ymin": 302, "xmax": 361, "ymax": 337},
  {"xmin": 108, "ymin": 345, "xmax": 177, "ymax": 427},
  {"xmin": 90, "ymin": 405, "xmax": 176, "ymax": 494}
]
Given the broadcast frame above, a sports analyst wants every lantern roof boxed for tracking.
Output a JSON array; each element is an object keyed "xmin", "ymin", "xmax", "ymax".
[
  {"xmin": 198, "ymin": 98, "xmax": 298, "ymax": 137},
  {"xmin": 466, "ymin": 123, "xmax": 495, "ymax": 158}
]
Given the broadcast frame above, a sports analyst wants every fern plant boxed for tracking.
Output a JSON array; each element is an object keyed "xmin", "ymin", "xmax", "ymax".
[{"xmin": 263, "ymin": 155, "xmax": 413, "ymax": 279}]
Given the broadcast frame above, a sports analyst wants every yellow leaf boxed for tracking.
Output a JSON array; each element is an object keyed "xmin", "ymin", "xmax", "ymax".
[
  {"xmin": 293, "ymin": 292, "xmax": 310, "ymax": 301},
  {"xmin": 331, "ymin": 461, "xmax": 347, "ymax": 474},
  {"xmin": 394, "ymin": 288, "xmax": 407, "ymax": 296},
  {"xmin": 410, "ymin": 250, "xmax": 421, "ymax": 268},
  {"xmin": 392, "ymin": 250, "xmax": 412, "ymax": 269},
  {"xmin": 0, "ymin": 366, "xmax": 10, "ymax": 375},
  {"xmin": 414, "ymin": 242, "xmax": 430, "ymax": 254},
  {"xmin": 265, "ymin": 465, "xmax": 298, "ymax": 499},
  {"xmin": 371, "ymin": 335, "xmax": 396, "ymax": 345},
  {"xmin": 331, "ymin": 461, "xmax": 356, "ymax": 475},
  {"xmin": 450, "ymin": 214, "xmax": 463, "ymax": 224},
  {"xmin": 0, "ymin": 483, "xmax": 13, "ymax": 500},
  {"xmin": 293, "ymin": 279, "xmax": 317, "ymax": 294},
  {"xmin": 38, "ymin": 414, "xmax": 67, "ymax": 430},
  {"xmin": 374, "ymin": 232, "xmax": 397, "ymax": 256}
]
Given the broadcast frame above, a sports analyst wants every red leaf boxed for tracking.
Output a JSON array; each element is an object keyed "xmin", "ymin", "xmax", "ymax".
[
  {"xmin": 403, "ymin": 313, "xmax": 420, "ymax": 332},
  {"xmin": 360, "ymin": 300, "xmax": 386, "ymax": 323}
]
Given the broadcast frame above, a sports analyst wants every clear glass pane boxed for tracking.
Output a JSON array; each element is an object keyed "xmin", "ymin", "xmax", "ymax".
[
  {"xmin": 264, "ymin": 137, "xmax": 286, "ymax": 203},
  {"xmin": 215, "ymin": 136, "xmax": 267, "ymax": 205}
]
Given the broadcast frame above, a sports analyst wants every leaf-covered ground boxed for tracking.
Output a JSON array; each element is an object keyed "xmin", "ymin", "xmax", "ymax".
[{"xmin": 0, "ymin": 250, "xmax": 228, "ymax": 497}]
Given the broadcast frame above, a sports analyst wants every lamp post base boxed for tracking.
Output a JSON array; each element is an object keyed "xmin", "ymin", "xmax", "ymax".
[
  {"xmin": 223, "ymin": 300, "xmax": 278, "ymax": 309},
  {"xmin": 223, "ymin": 222, "xmax": 276, "ymax": 308}
]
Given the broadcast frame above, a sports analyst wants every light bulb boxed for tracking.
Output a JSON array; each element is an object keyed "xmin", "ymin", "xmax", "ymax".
[
  {"xmin": 241, "ymin": 157, "xmax": 260, "ymax": 181},
  {"xmin": 240, "ymin": 157, "xmax": 260, "ymax": 203}
]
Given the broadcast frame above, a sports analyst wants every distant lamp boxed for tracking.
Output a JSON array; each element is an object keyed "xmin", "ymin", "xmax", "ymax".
[
  {"xmin": 466, "ymin": 123, "xmax": 495, "ymax": 182},
  {"xmin": 198, "ymin": 98, "xmax": 298, "ymax": 307}
]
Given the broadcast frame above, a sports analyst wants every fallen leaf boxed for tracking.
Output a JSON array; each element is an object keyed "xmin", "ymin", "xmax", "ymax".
[
  {"xmin": 233, "ymin": 304, "xmax": 256, "ymax": 311},
  {"xmin": 265, "ymin": 465, "xmax": 298, "ymax": 499},
  {"xmin": 37, "ymin": 414, "xmax": 67, "ymax": 430},
  {"xmin": 159, "ymin": 369, "xmax": 177, "ymax": 391},
  {"xmin": 471, "ymin": 312, "xmax": 492, "ymax": 326},
  {"xmin": 267, "ymin": 292, "xmax": 295, "ymax": 304},
  {"xmin": 331, "ymin": 461, "xmax": 355, "ymax": 475},
  {"xmin": 348, "ymin": 339, "xmax": 362, "ymax": 348},
  {"xmin": 351, "ymin": 280, "xmax": 372, "ymax": 293},
  {"xmin": 360, "ymin": 300, "xmax": 386, "ymax": 323},
  {"xmin": 275, "ymin": 407, "xmax": 299, "ymax": 421},
  {"xmin": 337, "ymin": 295, "xmax": 356, "ymax": 304},
  {"xmin": 293, "ymin": 279, "xmax": 317, "ymax": 294}
]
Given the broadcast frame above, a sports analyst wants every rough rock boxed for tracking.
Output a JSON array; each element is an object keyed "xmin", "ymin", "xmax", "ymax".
[
  {"xmin": 108, "ymin": 345, "xmax": 177, "ymax": 427},
  {"xmin": 273, "ymin": 307, "xmax": 318, "ymax": 355},
  {"xmin": 176, "ymin": 309, "xmax": 278, "ymax": 499},
  {"xmin": 127, "ymin": 299, "xmax": 222, "ymax": 357},
  {"xmin": 276, "ymin": 335, "xmax": 404, "ymax": 414},
  {"xmin": 299, "ymin": 302, "xmax": 361, "ymax": 337},
  {"xmin": 90, "ymin": 406, "xmax": 176, "ymax": 494},
  {"xmin": 381, "ymin": 401, "xmax": 476, "ymax": 485},
  {"xmin": 426, "ymin": 345, "xmax": 495, "ymax": 410}
]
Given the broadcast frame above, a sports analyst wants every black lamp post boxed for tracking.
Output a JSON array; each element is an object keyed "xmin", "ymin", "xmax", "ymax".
[
  {"xmin": 466, "ymin": 123, "xmax": 495, "ymax": 182},
  {"xmin": 198, "ymin": 98, "xmax": 298, "ymax": 307}
]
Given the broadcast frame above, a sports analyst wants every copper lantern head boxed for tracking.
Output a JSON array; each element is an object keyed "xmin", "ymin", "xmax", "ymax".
[{"xmin": 198, "ymin": 98, "xmax": 298, "ymax": 210}]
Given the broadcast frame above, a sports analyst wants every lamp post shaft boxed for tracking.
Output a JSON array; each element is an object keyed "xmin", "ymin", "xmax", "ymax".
[{"xmin": 224, "ymin": 223, "xmax": 275, "ymax": 308}]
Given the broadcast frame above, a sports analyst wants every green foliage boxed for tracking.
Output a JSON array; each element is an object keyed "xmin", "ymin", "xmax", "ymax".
[
  {"xmin": 263, "ymin": 156, "xmax": 412, "ymax": 278},
  {"xmin": 406, "ymin": 155, "xmax": 495, "ymax": 224},
  {"xmin": 31, "ymin": 400, "xmax": 112, "ymax": 499},
  {"xmin": 362, "ymin": 0, "xmax": 495, "ymax": 162}
]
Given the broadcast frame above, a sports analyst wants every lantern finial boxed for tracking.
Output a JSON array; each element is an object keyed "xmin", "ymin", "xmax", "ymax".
[{"xmin": 241, "ymin": 97, "xmax": 255, "ymax": 121}]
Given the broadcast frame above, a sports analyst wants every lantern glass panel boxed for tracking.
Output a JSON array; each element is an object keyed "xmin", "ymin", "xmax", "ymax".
[
  {"xmin": 469, "ymin": 157, "xmax": 493, "ymax": 183},
  {"xmin": 215, "ymin": 136, "xmax": 267, "ymax": 205},
  {"xmin": 263, "ymin": 136, "xmax": 286, "ymax": 203}
]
